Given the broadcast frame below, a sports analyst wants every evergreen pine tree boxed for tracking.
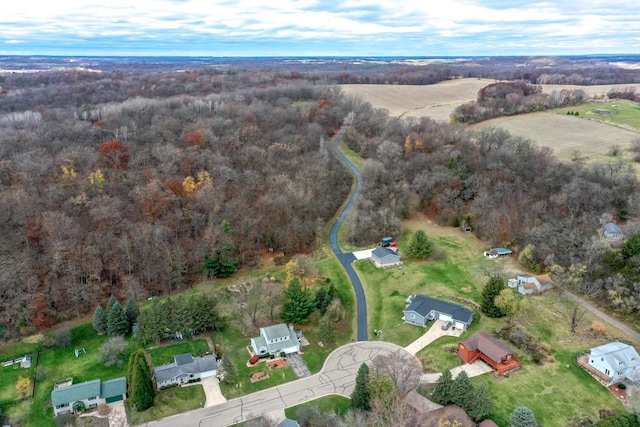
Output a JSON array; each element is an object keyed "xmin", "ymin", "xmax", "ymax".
[
  {"xmin": 350, "ymin": 363, "xmax": 370, "ymax": 411},
  {"xmin": 281, "ymin": 278, "xmax": 316, "ymax": 324},
  {"xmin": 431, "ymin": 368, "xmax": 454, "ymax": 405},
  {"xmin": 407, "ymin": 230, "xmax": 434, "ymax": 259},
  {"xmin": 128, "ymin": 350, "xmax": 154, "ymax": 411},
  {"xmin": 92, "ymin": 304, "xmax": 107, "ymax": 334},
  {"xmin": 508, "ymin": 406, "xmax": 536, "ymax": 427},
  {"xmin": 219, "ymin": 354, "xmax": 238, "ymax": 384},
  {"xmin": 466, "ymin": 383, "xmax": 493, "ymax": 422},
  {"xmin": 125, "ymin": 298, "xmax": 140, "ymax": 329},
  {"xmin": 451, "ymin": 371, "xmax": 474, "ymax": 408},
  {"xmin": 107, "ymin": 301, "xmax": 129, "ymax": 336},
  {"xmin": 105, "ymin": 295, "xmax": 117, "ymax": 319},
  {"xmin": 481, "ymin": 275, "xmax": 507, "ymax": 318},
  {"xmin": 315, "ymin": 287, "xmax": 328, "ymax": 310},
  {"xmin": 327, "ymin": 283, "xmax": 338, "ymax": 301}
]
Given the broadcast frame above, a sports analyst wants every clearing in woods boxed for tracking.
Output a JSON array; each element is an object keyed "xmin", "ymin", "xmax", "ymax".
[
  {"xmin": 340, "ymin": 78, "xmax": 640, "ymax": 122},
  {"xmin": 474, "ymin": 112, "xmax": 640, "ymax": 164}
]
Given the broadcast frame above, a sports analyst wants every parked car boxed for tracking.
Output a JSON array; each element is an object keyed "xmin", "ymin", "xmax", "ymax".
[{"xmin": 441, "ymin": 321, "xmax": 452, "ymax": 330}]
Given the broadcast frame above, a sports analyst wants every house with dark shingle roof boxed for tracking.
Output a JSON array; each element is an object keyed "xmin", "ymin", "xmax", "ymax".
[
  {"xmin": 51, "ymin": 377, "xmax": 126, "ymax": 416},
  {"xmin": 458, "ymin": 332, "xmax": 521, "ymax": 376},
  {"xmin": 403, "ymin": 294, "xmax": 474, "ymax": 331},
  {"xmin": 154, "ymin": 353, "xmax": 218, "ymax": 389}
]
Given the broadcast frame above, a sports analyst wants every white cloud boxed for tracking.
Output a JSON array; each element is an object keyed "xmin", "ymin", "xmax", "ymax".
[{"xmin": 0, "ymin": 0, "xmax": 639, "ymax": 55}]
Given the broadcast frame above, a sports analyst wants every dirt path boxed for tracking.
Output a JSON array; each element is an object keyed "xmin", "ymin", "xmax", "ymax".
[{"xmin": 564, "ymin": 291, "xmax": 640, "ymax": 342}]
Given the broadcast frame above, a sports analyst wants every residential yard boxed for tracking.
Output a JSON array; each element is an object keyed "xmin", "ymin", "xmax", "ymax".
[
  {"xmin": 148, "ymin": 338, "xmax": 211, "ymax": 366},
  {"xmin": 355, "ymin": 215, "xmax": 505, "ymax": 346},
  {"xmin": 128, "ymin": 384, "xmax": 206, "ymax": 425},
  {"xmin": 554, "ymin": 99, "xmax": 640, "ymax": 130},
  {"xmin": 20, "ymin": 323, "xmax": 143, "ymax": 427},
  {"xmin": 284, "ymin": 394, "xmax": 351, "ymax": 419}
]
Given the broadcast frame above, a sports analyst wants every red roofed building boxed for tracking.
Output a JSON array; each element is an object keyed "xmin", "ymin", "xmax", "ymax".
[{"xmin": 458, "ymin": 332, "xmax": 521, "ymax": 376}]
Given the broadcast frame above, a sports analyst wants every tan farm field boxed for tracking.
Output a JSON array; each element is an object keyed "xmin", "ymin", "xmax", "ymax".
[
  {"xmin": 474, "ymin": 112, "xmax": 640, "ymax": 162},
  {"xmin": 340, "ymin": 78, "xmax": 640, "ymax": 122},
  {"xmin": 339, "ymin": 78, "xmax": 494, "ymax": 121}
]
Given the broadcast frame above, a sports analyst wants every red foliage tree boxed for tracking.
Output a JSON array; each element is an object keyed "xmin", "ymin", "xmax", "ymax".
[
  {"xmin": 98, "ymin": 140, "xmax": 130, "ymax": 170},
  {"xmin": 184, "ymin": 129, "xmax": 205, "ymax": 148},
  {"xmin": 25, "ymin": 218, "xmax": 43, "ymax": 244}
]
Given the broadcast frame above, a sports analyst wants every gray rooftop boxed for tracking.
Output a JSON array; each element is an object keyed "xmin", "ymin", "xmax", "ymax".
[
  {"xmin": 262, "ymin": 324, "xmax": 291, "ymax": 341},
  {"xmin": 154, "ymin": 353, "xmax": 218, "ymax": 382},
  {"xmin": 405, "ymin": 294, "xmax": 474, "ymax": 324},
  {"xmin": 372, "ymin": 247, "xmax": 398, "ymax": 259},
  {"xmin": 591, "ymin": 342, "xmax": 640, "ymax": 371}
]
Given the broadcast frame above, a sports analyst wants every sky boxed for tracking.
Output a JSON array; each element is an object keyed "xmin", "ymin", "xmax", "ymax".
[{"xmin": 1, "ymin": 0, "xmax": 639, "ymax": 57}]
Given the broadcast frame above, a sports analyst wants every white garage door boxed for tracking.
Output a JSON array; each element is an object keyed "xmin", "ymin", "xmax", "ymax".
[
  {"xmin": 439, "ymin": 314, "xmax": 452, "ymax": 322},
  {"xmin": 454, "ymin": 321, "xmax": 465, "ymax": 330},
  {"xmin": 200, "ymin": 370, "xmax": 217, "ymax": 379}
]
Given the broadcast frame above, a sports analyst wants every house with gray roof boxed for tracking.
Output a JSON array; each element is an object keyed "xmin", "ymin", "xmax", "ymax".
[
  {"xmin": 588, "ymin": 342, "xmax": 640, "ymax": 385},
  {"xmin": 250, "ymin": 323, "xmax": 300, "ymax": 357},
  {"xmin": 154, "ymin": 353, "xmax": 218, "ymax": 389},
  {"xmin": 603, "ymin": 222, "xmax": 624, "ymax": 240},
  {"xmin": 51, "ymin": 377, "xmax": 126, "ymax": 416},
  {"xmin": 371, "ymin": 247, "xmax": 401, "ymax": 268},
  {"xmin": 404, "ymin": 294, "xmax": 474, "ymax": 331}
]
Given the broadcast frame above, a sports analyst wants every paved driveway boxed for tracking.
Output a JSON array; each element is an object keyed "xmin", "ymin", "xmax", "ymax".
[
  {"xmin": 201, "ymin": 377, "xmax": 227, "ymax": 407},
  {"xmin": 421, "ymin": 359, "xmax": 493, "ymax": 383},
  {"xmin": 404, "ymin": 320, "xmax": 464, "ymax": 355},
  {"xmin": 287, "ymin": 352, "xmax": 311, "ymax": 378}
]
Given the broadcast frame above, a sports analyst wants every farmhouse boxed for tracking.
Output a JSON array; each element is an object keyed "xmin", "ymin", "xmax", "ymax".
[
  {"xmin": 51, "ymin": 377, "xmax": 126, "ymax": 416},
  {"xmin": 458, "ymin": 332, "xmax": 521, "ymax": 376},
  {"xmin": 250, "ymin": 323, "xmax": 300, "ymax": 357},
  {"xmin": 516, "ymin": 274, "xmax": 554, "ymax": 295},
  {"xmin": 483, "ymin": 248, "xmax": 512, "ymax": 259},
  {"xmin": 603, "ymin": 222, "xmax": 624, "ymax": 240},
  {"xmin": 404, "ymin": 294, "xmax": 474, "ymax": 331},
  {"xmin": 154, "ymin": 353, "xmax": 218, "ymax": 389},
  {"xmin": 586, "ymin": 342, "xmax": 640, "ymax": 386},
  {"xmin": 371, "ymin": 247, "xmax": 401, "ymax": 268}
]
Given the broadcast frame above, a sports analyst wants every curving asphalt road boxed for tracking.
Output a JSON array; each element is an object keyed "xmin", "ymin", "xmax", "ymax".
[
  {"xmin": 146, "ymin": 342, "xmax": 404, "ymax": 427},
  {"xmin": 330, "ymin": 131, "xmax": 368, "ymax": 341}
]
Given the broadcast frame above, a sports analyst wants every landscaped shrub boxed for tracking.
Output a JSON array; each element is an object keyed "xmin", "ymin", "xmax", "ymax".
[
  {"xmin": 593, "ymin": 413, "xmax": 639, "ymax": 427},
  {"xmin": 618, "ymin": 383, "xmax": 626, "ymax": 390},
  {"xmin": 591, "ymin": 322, "xmax": 607, "ymax": 334},
  {"xmin": 280, "ymin": 352, "xmax": 286, "ymax": 358}
]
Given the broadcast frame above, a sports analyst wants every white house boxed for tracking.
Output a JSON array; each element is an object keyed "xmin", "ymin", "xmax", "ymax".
[
  {"xmin": 517, "ymin": 274, "xmax": 554, "ymax": 295},
  {"xmin": 250, "ymin": 323, "xmax": 300, "ymax": 357},
  {"xmin": 371, "ymin": 247, "xmax": 401, "ymax": 268},
  {"xmin": 52, "ymin": 377, "xmax": 126, "ymax": 416},
  {"xmin": 588, "ymin": 342, "xmax": 640, "ymax": 385},
  {"xmin": 154, "ymin": 353, "xmax": 218, "ymax": 389},
  {"xmin": 603, "ymin": 222, "xmax": 624, "ymax": 240}
]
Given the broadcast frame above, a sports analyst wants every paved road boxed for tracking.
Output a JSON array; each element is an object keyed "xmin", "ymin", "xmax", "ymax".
[
  {"xmin": 564, "ymin": 290, "xmax": 640, "ymax": 341},
  {"xmin": 330, "ymin": 131, "xmax": 368, "ymax": 341},
  {"xmin": 146, "ymin": 342, "xmax": 403, "ymax": 427}
]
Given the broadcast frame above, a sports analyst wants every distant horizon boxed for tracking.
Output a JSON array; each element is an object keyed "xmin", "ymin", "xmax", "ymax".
[{"xmin": 3, "ymin": 1, "xmax": 639, "ymax": 57}]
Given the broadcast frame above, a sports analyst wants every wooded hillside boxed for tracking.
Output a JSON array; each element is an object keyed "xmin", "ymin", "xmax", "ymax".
[{"xmin": 0, "ymin": 69, "xmax": 352, "ymax": 336}]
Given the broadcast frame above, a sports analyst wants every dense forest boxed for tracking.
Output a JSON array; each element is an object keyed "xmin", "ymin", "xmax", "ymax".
[{"xmin": 2, "ymin": 58, "xmax": 640, "ymax": 338}]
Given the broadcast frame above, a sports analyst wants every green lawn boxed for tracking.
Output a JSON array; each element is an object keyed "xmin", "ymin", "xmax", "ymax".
[
  {"xmin": 22, "ymin": 324, "xmax": 143, "ymax": 427},
  {"xmin": 284, "ymin": 394, "xmax": 351, "ymax": 419},
  {"xmin": 148, "ymin": 339, "xmax": 211, "ymax": 366},
  {"xmin": 128, "ymin": 384, "xmax": 206, "ymax": 425},
  {"xmin": 555, "ymin": 99, "xmax": 640, "ymax": 130},
  {"xmin": 355, "ymin": 219, "xmax": 495, "ymax": 346},
  {"xmin": 474, "ymin": 348, "xmax": 624, "ymax": 427},
  {"xmin": 0, "ymin": 358, "xmax": 35, "ymax": 406}
]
